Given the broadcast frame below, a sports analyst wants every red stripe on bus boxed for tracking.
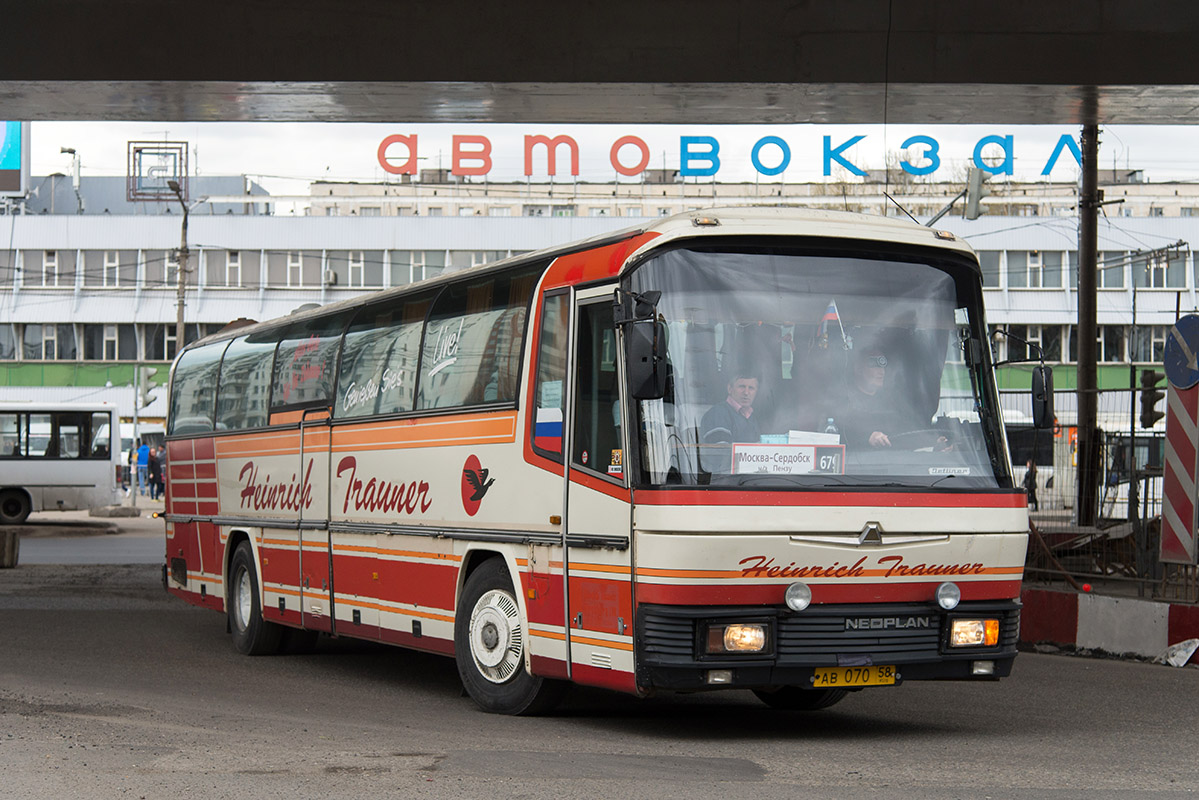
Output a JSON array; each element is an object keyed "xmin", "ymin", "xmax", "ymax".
[
  {"xmin": 571, "ymin": 663, "xmax": 636, "ymax": 693},
  {"xmin": 634, "ymin": 579, "xmax": 1023, "ymax": 606}
]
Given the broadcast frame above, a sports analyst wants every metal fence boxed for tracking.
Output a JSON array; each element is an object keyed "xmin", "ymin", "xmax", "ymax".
[{"xmin": 1004, "ymin": 387, "xmax": 1199, "ymax": 603}]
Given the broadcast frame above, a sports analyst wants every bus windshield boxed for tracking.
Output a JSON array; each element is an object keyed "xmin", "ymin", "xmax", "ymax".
[{"xmin": 626, "ymin": 245, "xmax": 1008, "ymax": 490}]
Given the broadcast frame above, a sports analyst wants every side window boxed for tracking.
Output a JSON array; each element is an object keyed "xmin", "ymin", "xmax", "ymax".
[
  {"xmin": 217, "ymin": 332, "xmax": 278, "ymax": 430},
  {"xmin": 572, "ymin": 301, "xmax": 623, "ymax": 481},
  {"xmin": 89, "ymin": 412, "xmax": 111, "ymax": 458},
  {"xmin": 336, "ymin": 292, "xmax": 435, "ymax": 419},
  {"xmin": 0, "ymin": 413, "xmax": 21, "ymax": 457},
  {"xmin": 531, "ymin": 292, "xmax": 568, "ymax": 460},
  {"xmin": 271, "ymin": 313, "xmax": 350, "ymax": 411},
  {"xmin": 169, "ymin": 341, "xmax": 229, "ymax": 435},
  {"xmin": 416, "ymin": 264, "xmax": 542, "ymax": 410}
]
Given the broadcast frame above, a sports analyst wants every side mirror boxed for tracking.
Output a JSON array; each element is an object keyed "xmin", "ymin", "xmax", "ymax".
[
  {"xmin": 1032, "ymin": 365, "xmax": 1054, "ymax": 429},
  {"xmin": 626, "ymin": 319, "xmax": 667, "ymax": 400}
]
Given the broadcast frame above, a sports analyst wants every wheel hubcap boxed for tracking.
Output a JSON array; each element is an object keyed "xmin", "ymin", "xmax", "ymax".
[
  {"xmin": 234, "ymin": 567, "xmax": 252, "ymax": 631},
  {"xmin": 468, "ymin": 589, "xmax": 523, "ymax": 684}
]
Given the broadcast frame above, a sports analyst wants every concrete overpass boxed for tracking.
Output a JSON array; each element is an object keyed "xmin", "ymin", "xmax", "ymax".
[{"xmin": 3, "ymin": 1, "xmax": 1199, "ymax": 123}]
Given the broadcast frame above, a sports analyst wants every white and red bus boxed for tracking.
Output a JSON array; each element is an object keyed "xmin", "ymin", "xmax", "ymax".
[{"xmin": 164, "ymin": 207, "xmax": 1047, "ymax": 714}]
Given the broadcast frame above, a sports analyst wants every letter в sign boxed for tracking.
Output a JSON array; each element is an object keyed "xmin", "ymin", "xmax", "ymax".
[{"xmin": 452, "ymin": 135, "xmax": 493, "ymax": 176}]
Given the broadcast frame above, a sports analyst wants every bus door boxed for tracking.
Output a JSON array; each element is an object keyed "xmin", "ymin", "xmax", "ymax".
[
  {"xmin": 298, "ymin": 409, "xmax": 334, "ymax": 634},
  {"xmin": 564, "ymin": 290, "xmax": 635, "ymax": 686}
]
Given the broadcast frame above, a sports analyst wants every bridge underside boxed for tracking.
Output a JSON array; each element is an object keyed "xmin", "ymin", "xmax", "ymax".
[{"xmin": 4, "ymin": 1, "xmax": 1199, "ymax": 123}]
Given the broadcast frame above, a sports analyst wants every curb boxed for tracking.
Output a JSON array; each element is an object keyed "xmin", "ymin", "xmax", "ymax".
[{"xmin": 1021, "ymin": 587, "xmax": 1199, "ymax": 664}]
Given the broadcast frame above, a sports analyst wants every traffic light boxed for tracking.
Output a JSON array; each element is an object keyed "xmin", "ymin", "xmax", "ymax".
[
  {"xmin": 138, "ymin": 366, "xmax": 160, "ymax": 409},
  {"xmin": 1139, "ymin": 369, "xmax": 1166, "ymax": 429},
  {"xmin": 965, "ymin": 167, "xmax": 990, "ymax": 220}
]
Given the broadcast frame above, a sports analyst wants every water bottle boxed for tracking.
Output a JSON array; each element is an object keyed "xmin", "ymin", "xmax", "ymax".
[{"xmin": 824, "ymin": 417, "xmax": 839, "ymax": 436}]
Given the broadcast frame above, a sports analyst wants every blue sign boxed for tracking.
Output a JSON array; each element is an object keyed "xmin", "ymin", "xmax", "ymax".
[
  {"xmin": 1164, "ymin": 315, "xmax": 1199, "ymax": 390},
  {"xmin": 0, "ymin": 121, "xmax": 28, "ymax": 196}
]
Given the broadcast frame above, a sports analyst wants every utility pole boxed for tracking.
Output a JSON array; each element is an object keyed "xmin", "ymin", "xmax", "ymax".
[
  {"xmin": 167, "ymin": 180, "xmax": 189, "ymax": 358},
  {"xmin": 1076, "ymin": 125, "xmax": 1100, "ymax": 527}
]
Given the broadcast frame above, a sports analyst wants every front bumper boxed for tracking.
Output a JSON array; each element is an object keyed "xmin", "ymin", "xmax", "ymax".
[{"xmin": 636, "ymin": 600, "xmax": 1020, "ymax": 691}]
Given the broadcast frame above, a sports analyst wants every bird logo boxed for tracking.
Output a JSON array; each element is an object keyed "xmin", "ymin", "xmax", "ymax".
[
  {"xmin": 464, "ymin": 465, "xmax": 494, "ymax": 502},
  {"xmin": 460, "ymin": 455, "xmax": 494, "ymax": 516}
]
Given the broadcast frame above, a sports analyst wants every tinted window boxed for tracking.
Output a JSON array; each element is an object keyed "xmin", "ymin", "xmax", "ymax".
[
  {"xmin": 271, "ymin": 314, "xmax": 350, "ymax": 410},
  {"xmin": 416, "ymin": 265, "xmax": 542, "ymax": 410},
  {"xmin": 170, "ymin": 341, "xmax": 230, "ymax": 435},
  {"xmin": 217, "ymin": 332, "xmax": 278, "ymax": 430},
  {"xmin": 337, "ymin": 292, "xmax": 435, "ymax": 419}
]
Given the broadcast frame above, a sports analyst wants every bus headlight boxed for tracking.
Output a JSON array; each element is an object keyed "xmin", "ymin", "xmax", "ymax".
[
  {"xmin": 936, "ymin": 582, "xmax": 961, "ymax": 610},
  {"xmin": 784, "ymin": 582, "xmax": 812, "ymax": 611},
  {"xmin": 950, "ymin": 618, "xmax": 1000, "ymax": 647},
  {"xmin": 706, "ymin": 623, "xmax": 767, "ymax": 653}
]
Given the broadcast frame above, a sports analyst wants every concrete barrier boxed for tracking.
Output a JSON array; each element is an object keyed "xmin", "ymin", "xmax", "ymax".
[{"xmin": 0, "ymin": 528, "xmax": 18, "ymax": 568}]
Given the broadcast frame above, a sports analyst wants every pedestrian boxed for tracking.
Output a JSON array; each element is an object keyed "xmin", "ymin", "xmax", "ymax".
[
  {"xmin": 147, "ymin": 444, "xmax": 163, "ymax": 501},
  {"xmin": 1023, "ymin": 458, "xmax": 1039, "ymax": 512},
  {"xmin": 136, "ymin": 439, "xmax": 150, "ymax": 496},
  {"xmin": 155, "ymin": 445, "xmax": 167, "ymax": 501}
]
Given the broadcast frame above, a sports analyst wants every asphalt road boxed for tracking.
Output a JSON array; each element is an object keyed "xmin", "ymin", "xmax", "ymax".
[{"xmin": 2, "ymin": 514, "xmax": 1198, "ymax": 798}]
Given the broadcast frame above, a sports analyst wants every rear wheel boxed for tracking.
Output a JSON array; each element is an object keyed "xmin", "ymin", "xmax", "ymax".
[
  {"xmin": 0, "ymin": 490, "xmax": 31, "ymax": 525},
  {"xmin": 227, "ymin": 541, "xmax": 284, "ymax": 655},
  {"xmin": 455, "ymin": 558, "xmax": 563, "ymax": 715},
  {"xmin": 753, "ymin": 686, "xmax": 848, "ymax": 711}
]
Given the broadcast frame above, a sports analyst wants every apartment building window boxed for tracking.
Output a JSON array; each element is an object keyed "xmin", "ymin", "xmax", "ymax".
[
  {"xmin": 81, "ymin": 324, "xmax": 136, "ymax": 361},
  {"xmin": 978, "ymin": 251, "xmax": 1000, "ymax": 288},
  {"xmin": 1068, "ymin": 325, "xmax": 1125, "ymax": 363},
  {"xmin": 42, "ymin": 251, "xmax": 58, "ymax": 287},
  {"xmin": 458, "ymin": 207, "xmax": 475, "ymax": 216},
  {"xmin": 348, "ymin": 251, "xmax": 365, "ymax": 287},
  {"xmin": 1132, "ymin": 326, "xmax": 1168, "ymax": 362},
  {"xmin": 165, "ymin": 250, "xmax": 180, "ymax": 290},
  {"xmin": 658, "ymin": 207, "xmax": 671, "ymax": 216},
  {"xmin": 1027, "ymin": 251, "xmax": 1043, "ymax": 287},
  {"xmin": 287, "ymin": 252, "xmax": 303, "ymax": 287},
  {"xmin": 103, "ymin": 251, "xmax": 119, "ymax": 287},
  {"xmin": 625, "ymin": 206, "xmax": 642, "ymax": 217},
  {"xmin": 428, "ymin": 207, "xmax": 443, "ymax": 217},
  {"xmin": 1134, "ymin": 250, "xmax": 1184, "ymax": 289},
  {"xmin": 23, "ymin": 324, "xmax": 76, "ymax": 361},
  {"xmin": 226, "ymin": 251, "xmax": 241, "ymax": 287},
  {"xmin": 0, "ymin": 324, "xmax": 16, "ymax": 359},
  {"xmin": 1006, "ymin": 324, "xmax": 1061, "ymax": 362},
  {"xmin": 1149, "ymin": 207, "xmax": 1164, "ymax": 217},
  {"xmin": 360, "ymin": 206, "xmax": 381, "ymax": 217},
  {"xmin": 1183, "ymin": 208, "xmax": 1199, "ymax": 217},
  {"xmin": 487, "ymin": 207, "xmax": 511, "ymax": 217},
  {"xmin": 325, "ymin": 207, "xmax": 339, "ymax": 216}
]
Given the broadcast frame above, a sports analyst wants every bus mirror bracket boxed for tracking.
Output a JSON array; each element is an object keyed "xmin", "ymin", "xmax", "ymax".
[
  {"xmin": 1032, "ymin": 365, "xmax": 1054, "ymax": 429},
  {"xmin": 615, "ymin": 289, "xmax": 667, "ymax": 401}
]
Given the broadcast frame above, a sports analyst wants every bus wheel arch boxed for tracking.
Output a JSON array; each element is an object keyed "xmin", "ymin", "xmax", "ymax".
[
  {"xmin": 454, "ymin": 555, "xmax": 563, "ymax": 715},
  {"xmin": 226, "ymin": 536, "xmax": 284, "ymax": 656},
  {"xmin": 0, "ymin": 488, "xmax": 32, "ymax": 525}
]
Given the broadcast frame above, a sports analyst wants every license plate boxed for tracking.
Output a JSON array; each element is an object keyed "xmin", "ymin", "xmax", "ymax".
[{"xmin": 813, "ymin": 665, "xmax": 897, "ymax": 687}]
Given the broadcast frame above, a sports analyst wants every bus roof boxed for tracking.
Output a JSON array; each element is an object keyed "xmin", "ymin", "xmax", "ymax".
[
  {"xmin": 0, "ymin": 401, "xmax": 118, "ymax": 412},
  {"xmin": 178, "ymin": 206, "xmax": 977, "ymax": 356}
]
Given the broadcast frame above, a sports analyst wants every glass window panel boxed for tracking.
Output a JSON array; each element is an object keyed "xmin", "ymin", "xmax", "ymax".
[
  {"xmin": 0, "ymin": 324, "xmax": 15, "ymax": 359},
  {"xmin": 336, "ymin": 292, "xmax": 436, "ymax": 418},
  {"xmin": 170, "ymin": 340, "xmax": 230, "ymax": 434},
  {"xmin": 416, "ymin": 265, "xmax": 542, "ymax": 410},
  {"xmin": 1006, "ymin": 251, "xmax": 1027, "ymax": 288},
  {"xmin": 531, "ymin": 293, "xmax": 568, "ymax": 459},
  {"xmin": 217, "ymin": 333, "xmax": 278, "ymax": 430},
  {"xmin": 1042, "ymin": 251, "xmax": 1062, "ymax": 288},
  {"xmin": 271, "ymin": 313, "xmax": 350, "ymax": 410},
  {"xmin": 0, "ymin": 413, "xmax": 22, "ymax": 457},
  {"xmin": 978, "ymin": 251, "xmax": 1000, "ymax": 288}
]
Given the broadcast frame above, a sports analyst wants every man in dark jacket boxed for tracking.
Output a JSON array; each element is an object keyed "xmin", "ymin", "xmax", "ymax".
[{"xmin": 700, "ymin": 369, "xmax": 762, "ymax": 473}]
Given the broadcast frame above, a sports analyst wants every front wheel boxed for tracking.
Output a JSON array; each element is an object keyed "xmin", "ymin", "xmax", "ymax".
[
  {"xmin": 753, "ymin": 686, "xmax": 848, "ymax": 711},
  {"xmin": 0, "ymin": 490, "xmax": 31, "ymax": 525},
  {"xmin": 227, "ymin": 541, "xmax": 284, "ymax": 655},
  {"xmin": 455, "ymin": 558, "xmax": 563, "ymax": 715}
]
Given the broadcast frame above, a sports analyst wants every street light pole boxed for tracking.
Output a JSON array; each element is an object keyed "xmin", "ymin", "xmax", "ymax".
[{"xmin": 167, "ymin": 180, "xmax": 189, "ymax": 358}]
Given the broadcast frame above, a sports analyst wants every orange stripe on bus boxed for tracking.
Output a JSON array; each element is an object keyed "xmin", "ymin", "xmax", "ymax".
[
  {"xmin": 335, "ymin": 544, "xmax": 461, "ymax": 562},
  {"xmin": 530, "ymin": 629, "xmax": 567, "ymax": 641},
  {"xmin": 570, "ymin": 633, "xmax": 634, "ymax": 652},
  {"xmin": 570, "ymin": 562, "xmax": 631, "ymax": 575},
  {"xmin": 336, "ymin": 597, "xmax": 454, "ymax": 622},
  {"xmin": 265, "ymin": 585, "xmax": 303, "ymax": 597}
]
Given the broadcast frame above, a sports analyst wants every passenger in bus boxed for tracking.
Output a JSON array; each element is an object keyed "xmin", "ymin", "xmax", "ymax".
[{"xmin": 1023, "ymin": 458, "xmax": 1039, "ymax": 511}]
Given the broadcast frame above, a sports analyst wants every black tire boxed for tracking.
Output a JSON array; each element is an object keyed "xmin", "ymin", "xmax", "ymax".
[
  {"xmin": 0, "ymin": 489, "xmax": 31, "ymax": 525},
  {"xmin": 455, "ymin": 558, "xmax": 564, "ymax": 715},
  {"xmin": 227, "ymin": 541, "xmax": 284, "ymax": 656},
  {"xmin": 753, "ymin": 686, "xmax": 848, "ymax": 711}
]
